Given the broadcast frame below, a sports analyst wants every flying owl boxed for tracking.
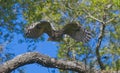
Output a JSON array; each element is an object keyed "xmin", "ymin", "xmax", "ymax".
[{"xmin": 24, "ymin": 21, "xmax": 92, "ymax": 42}]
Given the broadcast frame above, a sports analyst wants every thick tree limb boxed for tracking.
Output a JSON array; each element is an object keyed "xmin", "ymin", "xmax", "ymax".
[{"xmin": 0, "ymin": 52, "xmax": 98, "ymax": 73}]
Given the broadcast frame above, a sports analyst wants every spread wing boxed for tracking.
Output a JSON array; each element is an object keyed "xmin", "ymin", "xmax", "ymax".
[
  {"xmin": 63, "ymin": 22, "xmax": 92, "ymax": 42},
  {"xmin": 24, "ymin": 21, "xmax": 52, "ymax": 38}
]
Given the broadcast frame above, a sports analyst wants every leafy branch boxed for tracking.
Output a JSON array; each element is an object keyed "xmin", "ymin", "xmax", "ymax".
[{"xmin": 83, "ymin": 8, "xmax": 118, "ymax": 70}]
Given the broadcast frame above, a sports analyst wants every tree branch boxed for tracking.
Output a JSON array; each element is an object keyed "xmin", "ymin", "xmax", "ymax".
[
  {"xmin": 83, "ymin": 9, "xmax": 104, "ymax": 23},
  {"xmin": 106, "ymin": 16, "xmax": 118, "ymax": 24},
  {"xmin": 95, "ymin": 23, "xmax": 106, "ymax": 70},
  {"xmin": 83, "ymin": 9, "xmax": 105, "ymax": 69},
  {"xmin": 0, "ymin": 52, "xmax": 98, "ymax": 73}
]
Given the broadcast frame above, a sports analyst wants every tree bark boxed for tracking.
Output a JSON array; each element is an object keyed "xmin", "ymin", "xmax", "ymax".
[{"xmin": 0, "ymin": 52, "xmax": 98, "ymax": 73}]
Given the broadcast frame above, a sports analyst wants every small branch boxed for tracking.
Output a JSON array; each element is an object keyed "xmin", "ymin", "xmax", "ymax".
[
  {"xmin": 0, "ymin": 52, "xmax": 98, "ymax": 73},
  {"xmin": 87, "ymin": 14, "xmax": 103, "ymax": 23},
  {"xmin": 106, "ymin": 16, "xmax": 118, "ymax": 24},
  {"xmin": 83, "ymin": 9, "xmax": 104, "ymax": 23}
]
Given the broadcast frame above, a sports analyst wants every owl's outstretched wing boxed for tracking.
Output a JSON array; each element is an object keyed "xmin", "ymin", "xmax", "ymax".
[
  {"xmin": 63, "ymin": 22, "xmax": 92, "ymax": 42},
  {"xmin": 24, "ymin": 21, "xmax": 52, "ymax": 38}
]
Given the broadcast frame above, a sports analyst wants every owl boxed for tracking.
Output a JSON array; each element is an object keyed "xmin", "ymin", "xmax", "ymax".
[{"xmin": 24, "ymin": 20, "xmax": 92, "ymax": 42}]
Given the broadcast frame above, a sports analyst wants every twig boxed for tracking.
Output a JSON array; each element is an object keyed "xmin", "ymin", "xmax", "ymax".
[
  {"xmin": 106, "ymin": 16, "xmax": 118, "ymax": 24},
  {"xmin": 83, "ymin": 9, "xmax": 104, "ymax": 23}
]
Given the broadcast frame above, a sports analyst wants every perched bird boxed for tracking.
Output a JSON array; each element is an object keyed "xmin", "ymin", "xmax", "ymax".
[{"xmin": 24, "ymin": 20, "xmax": 92, "ymax": 42}]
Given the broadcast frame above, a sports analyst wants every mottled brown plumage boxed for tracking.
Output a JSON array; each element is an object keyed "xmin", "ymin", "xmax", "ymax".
[{"xmin": 24, "ymin": 20, "xmax": 92, "ymax": 42}]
